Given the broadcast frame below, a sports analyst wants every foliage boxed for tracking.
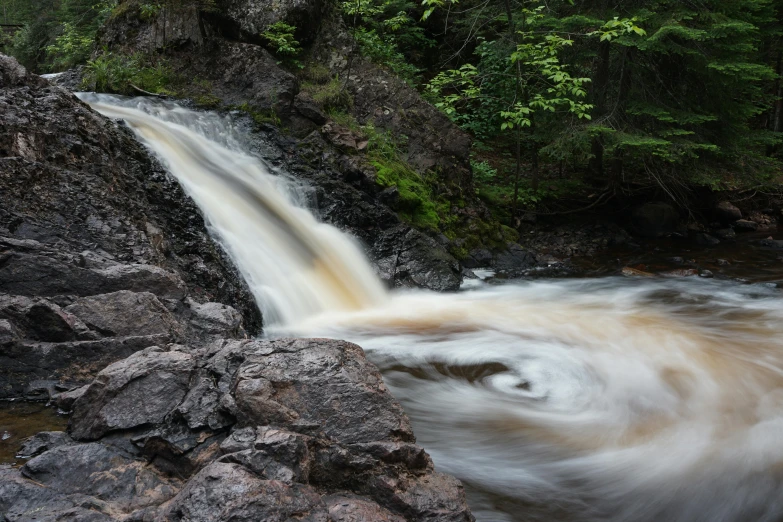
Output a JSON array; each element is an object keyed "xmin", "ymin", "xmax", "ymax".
[
  {"xmin": 82, "ymin": 51, "xmax": 173, "ymax": 94},
  {"xmin": 261, "ymin": 21, "xmax": 303, "ymax": 69},
  {"xmin": 45, "ymin": 22, "xmax": 93, "ymax": 70},
  {"xmin": 340, "ymin": 0, "xmax": 433, "ymax": 85},
  {"xmin": 299, "ymin": 64, "xmax": 354, "ymax": 111}
]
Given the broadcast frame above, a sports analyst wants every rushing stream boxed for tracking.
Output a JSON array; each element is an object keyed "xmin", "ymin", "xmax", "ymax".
[{"xmin": 81, "ymin": 94, "xmax": 783, "ymax": 522}]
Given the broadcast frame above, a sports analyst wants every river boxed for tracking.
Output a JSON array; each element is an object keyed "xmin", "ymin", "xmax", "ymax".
[{"xmin": 73, "ymin": 94, "xmax": 783, "ymax": 522}]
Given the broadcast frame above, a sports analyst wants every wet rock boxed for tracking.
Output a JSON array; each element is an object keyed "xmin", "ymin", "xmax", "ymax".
[
  {"xmin": 0, "ymin": 53, "xmax": 260, "ymax": 333},
  {"xmin": 24, "ymin": 380, "xmax": 59, "ymax": 401},
  {"xmin": 630, "ymin": 202, "xmax": 679, "ymax": 238},
  {"xmin": 733, "ymin": 219, "xmax": 758, "ymax": 232},
  {"xmin": 661, "ymin": 268, "xmax": 699, "ymax": 277},
  {"xmin": 160, "ymin": 461, "xmax": 328, "ymax": 522},
  {"xmin": 715, "ymin": 201, "xmax": 742, "ymax": 223},
  {"xmin": 90, "ymin": 264, "xmax": 188, "ymax": 300},
  {"xmin": 372, "ymin": 226, "xmax": 461, "ymax": 292},
  {"xmin": 70, "ymin": 347, "xmax": 195, "ymax": 440},
  {"xmin": 18, "ymin": 431, "xmax": 73, "ymax": 459},
  {"xmin": 464, "ymin": 248, "xmax": 493, "ymax": 269},
  {"xmin": 0, "ymin": 319, "xmax": 19, "ymax": 346},
  {"xmin": 186, "ymin": 298, "xmax": 243, "ymax": 337},
  {"xmin": 64, "ymin": 291, "xmax": 179, "ymax": 338},
  {"xmin": 54, "ymin": 384, "xmax": 89, "ymax": 411},
  {"xmin": 700, "ymin": 270, "xmax": 714, "ymax": 278},
  {"xmin": 760, "ymin": 238, "xmax": 783, "ymax": 249},
  {"xmin": 695, "ymin": 233, "xmax": 720, "ymax": 246},
  {"xmin": 0, "ymin": 334, "xmax": 171, "ymax": 399},
  {"xmin": 231, "ymin": 338, "xmax": 414, "ymax": 444},
  {"xmin": 20, "ymin": 442, "xmax": 180, "ymax": 511},
  {"xmin": 0, "ymin": 294, "xmax": 92, "ymax": 343},
  {"xmin": 714, "ymin": 228, "xmax": 736, "ymax": 240},
  {"xmin": 716, "ymin": 258, "xmax": 731, "ymax": 266},
  {"xmin": 325, "ymin": 493, "xmax": 406, "ymax": 522},
  {"xmin": 494, "ymin": 244, "xmax": 536, "ymax": 276},
  {"xmin": 621, "ymin": 267, "xmax": 655, "ymax": 277}
]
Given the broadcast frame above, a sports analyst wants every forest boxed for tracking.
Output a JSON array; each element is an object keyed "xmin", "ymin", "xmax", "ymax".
[{"xmin": 2, "ymin": 0, "xmax": 782, "ymax": 219}]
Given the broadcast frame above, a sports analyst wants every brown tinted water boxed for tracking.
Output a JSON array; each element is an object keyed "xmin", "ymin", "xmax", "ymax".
[
  {"xmin": 573, "ymin": 229, "xmax": 783, "ymax": 283},
  {"xmin": 0, "ymin": 402, "xmax": 68, "ymax": 465}
]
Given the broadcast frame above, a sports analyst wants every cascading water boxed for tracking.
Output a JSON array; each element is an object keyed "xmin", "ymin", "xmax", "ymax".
[
  {"xmin": 78, "ymin": 93, "xmax": 387, "ymax": 325},
  {"xmin": 83, "ymin": 94, "xmax": 783, "ymax": 522}
]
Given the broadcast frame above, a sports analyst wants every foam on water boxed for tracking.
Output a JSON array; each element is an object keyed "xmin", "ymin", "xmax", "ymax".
[{"xmin": 83, "ymin": 94, "xmax": 783, "ymax": 522}]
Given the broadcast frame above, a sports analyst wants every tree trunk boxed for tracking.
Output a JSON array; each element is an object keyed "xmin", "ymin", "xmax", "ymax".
[{"xmin": 588, "ymin": 40, "xmax": 611, "ymax": 177}]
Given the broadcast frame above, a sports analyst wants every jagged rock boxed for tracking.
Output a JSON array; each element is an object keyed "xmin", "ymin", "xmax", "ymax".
[
  {"xmin": 463, "ymin": 248, "xmax": 493, "ymax": 269},
  {"xmin": 186, "ymin": 298, "xmax": 243, "ymax": 336},
  {"xmin": 494, "ymin": 244, "xmax": 536, "ymax": 275},
  {"xmin": 20, "ymin": 442, "xmax": 180, "ymax": 510},
  {"xmin": 65, "ymin": 291, "xmax": 180, "ymax": 338},
  {"xmin": 1, "ymin": 337, "xmax": 474, "ymax": 520},
  {"xmin": 231, "ymin": 339, "xmax": 414, "ymax": 443},
  {"xmin": 222, "ymin": 0, "xmax": 326, "ymax": 43},
  {"xmin": 0, "ymin": 334, "xmax": 172, "ymax": 399},
  {"xmin": 326, "ymin": 493, "xmax": 407, "ymax": 522},
  {"xmin": 0, "ymin": 319, "xmax": 17, "ymax": 346},
  {"xmin": 70, "ymin": 347, "xmax": 196, "ymax": 440},
  {"xmin": 17, "ymin": 431, "xmax": 73, "ymax": 459},
  {"xmin": 371, "ymin": 226, "xmax": 461, "ymax": 291},
  {"xmin": 54, "ymin": 384, "xmax": 89, "ymax": 411},
  {"xmin": 0, "ymin": 294, "xmax": 93, "ymax": 342},
  {"xmin": 160, "ymin": 461, "xmax": 329, "ymax": 521}
]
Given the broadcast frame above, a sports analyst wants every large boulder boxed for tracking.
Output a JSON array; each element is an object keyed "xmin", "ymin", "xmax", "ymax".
[
  {"xmin": 630, "ymin": 202, "xmax": 679, "ymax": 238},
  {"xmin": 715, "ymin": 201, "xmax": 742, "ymax": 224},
  {"xmin": 1, "ymin": 338, "xmax": 474, "ymax": 521}
]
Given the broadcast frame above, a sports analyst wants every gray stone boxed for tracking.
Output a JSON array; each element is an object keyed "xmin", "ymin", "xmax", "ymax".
[
  {"xmin": 159, "ymin": 462, "xmax": 329, "ymax": 522},
  {"xmin": 186, "ymin": 299, "xmax": 242, "ymax": 336},
  {"xmin": 70, "ymin": 347, "xmax": 195, "ymax": 440},
  {"xmin": 65, "ymin": 291, "xmax": 179, "ymax": 338}
]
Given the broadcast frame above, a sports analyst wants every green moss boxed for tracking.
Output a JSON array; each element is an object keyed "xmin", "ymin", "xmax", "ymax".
[
  {"xmin": 299, "ymin": 63, "xmax": 332, "ymax": 85},
  {"xmin": 373, "ymin": 158, "xmax": 440, "ymax": 231},
  {"xmin": 300, "ymin": 76, "xmax": 353, "ymax": 112}
]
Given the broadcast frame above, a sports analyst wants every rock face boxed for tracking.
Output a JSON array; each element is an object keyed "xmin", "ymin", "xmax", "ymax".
[
  {"xmin": 0, "ymin": 54, "xmax": 257, "ymax": 397},
  {"xmin": 1, "ymin": 339, "xmax": 475, "ymax": 521},
  {"xmin": 93, "ymin": 0, "xmax": 498, "ymax": 290}
]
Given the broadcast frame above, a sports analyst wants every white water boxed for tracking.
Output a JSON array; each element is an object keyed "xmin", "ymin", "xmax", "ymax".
[
  {"xmin": 84, "ymin": 95, "xmax": 783, "ymax": 522},
  {"xmin": 79, "ymin": 93, "xmax": 386, "ymax": 325}
]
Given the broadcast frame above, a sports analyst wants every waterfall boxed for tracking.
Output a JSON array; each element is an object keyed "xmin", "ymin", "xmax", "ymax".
[
  {"xmin": 80, "ymin": 93, "xmax": 783, "ymax": 522},
  {"xmin": 79, "ymin": 93, "xmax": 387, "ymax": 326}
]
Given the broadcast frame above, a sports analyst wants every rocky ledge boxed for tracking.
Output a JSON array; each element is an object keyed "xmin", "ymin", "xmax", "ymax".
[{"xmin": 1, "ymin": 338, "xmax": 473, "ymax": 521}]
